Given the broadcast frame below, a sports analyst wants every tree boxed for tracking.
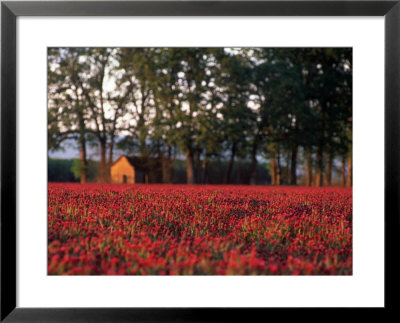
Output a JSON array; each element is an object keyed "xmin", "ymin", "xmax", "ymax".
[
  {"xmin": 216, "ymin": 50, "xmax": 254, "ymax": 184},
  {"xmin": 48, "ymin": 48, "xmax": 91, "ymax": 183},
  {"xmin": 48, "ymin": 47, "xmax": 352, "ymax": 186},
  {"xmin": 151, "ymin": 48, "xmax": 220, "ymax": 184},
  {"xmin": 77, "ymin": 48, "xmax": 135, "ymax": 182}
]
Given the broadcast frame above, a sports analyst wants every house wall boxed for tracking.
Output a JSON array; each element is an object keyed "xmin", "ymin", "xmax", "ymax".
[{"xmin": 110, "ymin": 156, "xmax": 135, "ymax": 184}]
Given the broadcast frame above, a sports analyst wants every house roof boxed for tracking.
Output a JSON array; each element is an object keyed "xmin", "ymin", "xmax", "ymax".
[
  {"xmin": 112, "ymin": 155, "xmax": 161, "ymax": 171},
  {"xmin": 125, "ymin": 156, "xmax": 148, "ymax": 168}
]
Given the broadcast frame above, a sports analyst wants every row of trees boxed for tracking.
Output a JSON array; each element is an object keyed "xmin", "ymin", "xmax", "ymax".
[{"xmin": 48, "ymin": 47, "xmax": 352, "ymax": 186}]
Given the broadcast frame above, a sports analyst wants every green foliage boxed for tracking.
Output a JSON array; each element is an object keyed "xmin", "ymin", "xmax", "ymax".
[
  {"xmin": 71, "ymin": 159, "xmax": 83, "ymax": 180},
  {"xmin": 71, "ymin": 159, "xmax": 99, "ymax": 182},
  {"xmin": 48, "ymin": 158, "xmax": 78, "ymax": 182},
  {"xmin": 172, "ymin": 159, "xmax": 269, "ymax": 185},
  {"xmin": 48, "ymin": 47, "xmax": 352, "ymax": 185}
]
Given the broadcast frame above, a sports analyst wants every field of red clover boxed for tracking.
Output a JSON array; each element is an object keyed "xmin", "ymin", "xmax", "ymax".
[{"xmin": 48, "ymin": 184, "xmax": 352, "ymax": 275}]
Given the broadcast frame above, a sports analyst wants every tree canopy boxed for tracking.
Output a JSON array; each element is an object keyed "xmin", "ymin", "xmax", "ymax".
[{"xmin": 48, "ymin": 47, "xmax": 352, "ymax": 186}]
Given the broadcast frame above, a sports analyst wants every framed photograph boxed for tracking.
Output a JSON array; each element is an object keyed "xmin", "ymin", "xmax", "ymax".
[{"xmin": 1, "ymin": 0, "xmax": 399, "ymax": 321}]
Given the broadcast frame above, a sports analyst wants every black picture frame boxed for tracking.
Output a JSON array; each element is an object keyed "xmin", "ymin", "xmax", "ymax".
[{"xmin": 1, "ymin": 0, "xmax": 399, "ymax": 321}]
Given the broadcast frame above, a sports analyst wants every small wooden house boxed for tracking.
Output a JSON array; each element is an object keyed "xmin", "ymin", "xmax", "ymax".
[{"xmin": 110, "ymin": 155, "xmax": 163, "ymax": 184}]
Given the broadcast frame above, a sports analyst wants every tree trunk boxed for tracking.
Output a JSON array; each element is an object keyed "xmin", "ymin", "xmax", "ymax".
[
  {"xmin": 107, "ymin": 136, "xmax": 115, "ymax": 182},
  {"xmin": 340, "ymin": 154, "xmax": 346, "ymax": 187},
  {"xmin": 316, "ymin": 105, "xmax": 326, "ymax": 187},
  {"xmin": 315, "ymin": 144, "xmax": 324, "ymax": 187},
  {"xmin": 238, "ymin": 157, "xmax": 243, "ymax": 184},
  {"xmin": 225, "ymin": 141, "xmax": 237, "ymax": 184},
  {"xmin": 202, "ymin": 159, "xmax": 208, "ymax": 184},
  {"xmin": 285, "ymin": 152, "xmax": 290, "ymax": 185},
  {"xmin": 290, "ymin": 144, "xmax": 298, "ymax": 185},
  {"xmin": 195, "ymin": 148, "xmax": 201, "ymax": 184},
  {"xmin": 312, "ymin": 176, "xmax": 317, "ymax": 187},
  {"xmin": 325, "ymin": 150, "xmax": 333, "ymax": 186},
  {"xmin": 276, "ymin": 152, "xmax": 281, "ymax": 186},
  {"xmin": 162, "ymin": 146, "xmax": 174, "ymax": 184},
  {"xmin": 270, "ymin": 153, "xmax": 276, "ymax": 185},
  {"xmin": 249, "ymin": 137, "xmax": 259, "ymax": 185},
  {"xmin": 186, "ymin": 148, "xmax": 195, "ymax": 184},
  {"xmin": 305, "ymin": 146, "xmax": 313, "ymax": 187},
  {"xmin": 99, "ymin": 140, "xmax": 108, "ymax": 183},
  {"xmin": 346, "ymin": 154, "xmax": 352, "ymax": 187},
  {"xmin": 79, "ymin": 132, "xmax": 88, "ymax": 184},
  {"xmin": 163, "ymin": 160, "xmax": 174, "ymax": 184}
]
